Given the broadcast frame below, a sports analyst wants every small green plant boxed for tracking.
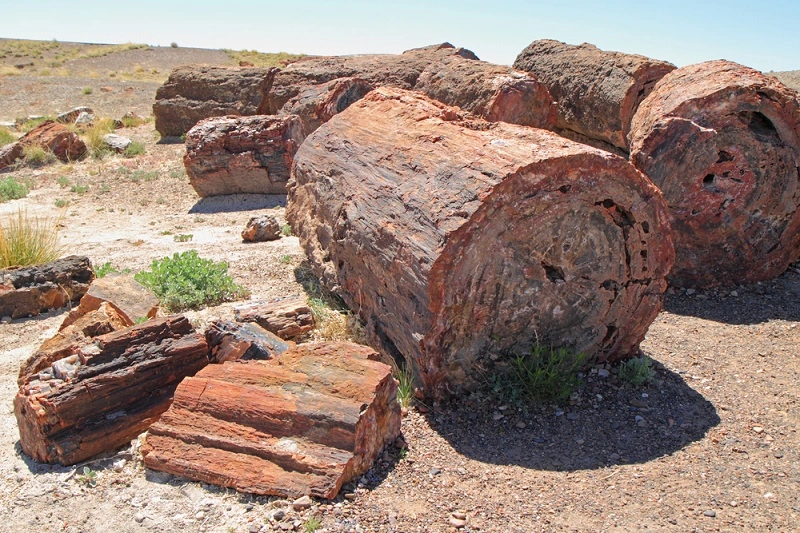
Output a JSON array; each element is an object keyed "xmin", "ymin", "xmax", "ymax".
[
  {"xmin": 280, "ymin": 223, "xmax": 293, "ymax": 237},
  {"xmin": 394, "ymin": 365, "xmax": 414, "ymax": 409},
  {"xmin": 70, "ymin": 184, "xmax": 89, "ymax": 194},
  {"xmin": 303, "ymin": 517, "xmax": 322, "ymax": 533},
  {"xmin": 0, "ymin": 126, "xmax": 15, "ymax": 147},
  {"xmin": 0, "ymin": 176, "xmax": 29, "ymax": 202},
  {"xmin": 134, "ymin": 250, "xmax": 249, "ymax": 311},
  {"xmin": 279, "ymin": 254, "xmax": 293, "ymax": 264},
  {"xmin": 168, "ymin": 168, "xmax": 186, "ymax": 180},
  {"xmin": 130, "ymin": 170, "xmax": 159, "ymax": 182},
  {"xmin": 490, "ymin": 345, "xmax": 589, "ymax": 404},
  {"xmin": 93, "ymin": 261, "xmax": 130, "ymax": 278},
  {"xmin": 123, "ymin": 141, "xmax": 145, "ymax": 157},
  {"xmin": 76, "ymin": 466, "xmax": 97, "ymax": 487},
  {"xmin": 21, "ymin": 145, "xmax": 57, "ymax": 166},
  {"xmin": 54, "ymin": 198, "xmax": 69, "ymax": 208},
  {"xmin": 0, "ymin": 209, "xmax": 64, "ymax": 268},
  {"xmin": 134, "ymin": 316, "xmax": 149, "ymax": 324},
  {"xmin": 173, "ymin": 233, "xmax": 193, "ymax": 242},
  {"xmin": 618, "ymin": 356, "xmax": 656, "ymax": 386},
  {"xmin": 82, "ymin": 87, "xmax": 93, "ymax": 95},
  {"xmin": 57, "ymin": 176, "xmax": 70, "ymax": 188},
  {"xmin": 179, "ymin": 133, "xmax": 186, "ymax": 142}
]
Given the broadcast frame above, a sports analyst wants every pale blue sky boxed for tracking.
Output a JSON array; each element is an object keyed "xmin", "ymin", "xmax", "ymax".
[{"xmin": 3, "ymin": 0, "xmax": 798, "ymax": 71}]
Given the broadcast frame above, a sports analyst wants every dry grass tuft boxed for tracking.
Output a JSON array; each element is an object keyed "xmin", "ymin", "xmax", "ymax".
[
  {"xmin": 0, "ymin": 208, "xmax": 64, "ymax": 268},
  {"xmin": 223, "ymin": 49, "xmax": 304, "ymax": 68}
]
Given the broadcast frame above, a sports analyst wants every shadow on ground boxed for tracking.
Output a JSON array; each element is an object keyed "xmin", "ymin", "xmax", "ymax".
[
  {"xmin": 420, "ymin": 362, "xmax": 719, "ymax": 472},
  {"xmin": 188, "ymin": 193, "xmax": 286, "ymax": 214}
]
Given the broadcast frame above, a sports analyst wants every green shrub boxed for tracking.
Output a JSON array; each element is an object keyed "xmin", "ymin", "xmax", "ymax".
[
  {"xmin": 0, "ymin": 177, "xmax": 29, "ymax": 202},
  {"xmin": 82, "ymin": 87, "xmax": 93, "ymax": 95},
  {"xmin": 70, "ymin": 184, "xmax": 89, "ymax": 194},
  {"xmin": 130, "ymin": 170, "xmax": 159, "ymax": 182},
  {"xmin": 0, "ymin": 209, "xmax": 63, "ymax": 268},
  {"xmin": 57, "ymin": 176, "xmax": 70, "ymax": 188},
  {"xmin": 618, "ymin": 356, "xmax": 656, "ymax": 386},
  {"xmin": 0, "ymin": 127, "xmax": 15, "ymax": 147},
  {"xmin": 280, "ymin": 223, "xmax": 293, "ymax": 237},
  {"xmin": 22, "ymin": 145, "xmax": 57, "ymax": 166},
  {"xmin": 490, "ymin": 345, "xmax": 589, "ymax": 404},
  {"xmin": 394, "ymin": 365, "xmax": 414, "ymax": 408},
  {"xmin": 123, "ymin": 140, "xmax": 145, "ymax": 157},
  {"xmin": 134, "ymin": 250, "xmax": 249, "ymax": 311},
  {"xmin": 94, "ymin": 261, "xmax": 130, "ymax": 278}
]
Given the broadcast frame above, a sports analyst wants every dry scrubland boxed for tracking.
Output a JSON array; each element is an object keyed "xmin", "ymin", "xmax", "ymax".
[{"xmin": 0, "ymin": 39, "xmax": 799, "ymax": 532}]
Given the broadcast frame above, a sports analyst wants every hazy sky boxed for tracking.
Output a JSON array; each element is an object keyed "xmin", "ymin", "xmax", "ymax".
[{"xmin": 3, "ymin": 0, "xmax": 798, "ymax": 71}]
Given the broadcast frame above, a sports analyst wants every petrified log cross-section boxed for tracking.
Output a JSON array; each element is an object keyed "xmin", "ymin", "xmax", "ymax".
[
  {"xmin": 629, "ymin": 60, "xmax": 800, "ymax": 287},
  {"xmin": 513, "ymin": 39, "xmax": 675, "ymax": 153},
  {"xmin": 14, "ymin": 316, "xmax": 209, "ymax": 465},
  {"xmin": 287, "ymin": 87, "xmax": 675, "ymax": 399},
  {"xmin": 141, "ymin": 342, "xmax": 401, "ymax": 500}
]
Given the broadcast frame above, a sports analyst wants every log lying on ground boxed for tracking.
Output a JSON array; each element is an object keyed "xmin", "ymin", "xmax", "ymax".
[
  {"xmin": 183, "ymin": 114, "xmax": 306, "ymax": 196},
  {"xmin": 14, "ymin": 316, "xmax": 210, "ymax": 465},
  {"xmin": 629, "ymin": 60, "xmax": 800, "ymax": 287},
  {"xmin": 279, "ymin": 77, "xmax": 374, "ymax": 134},
  {"xmin": 141, "ymin": 342, "xmax": 401, "ymax": 499},
  {"xmin": 233, "ymin": 296, "xmax": 315, "ymax": 339},
  {"xmin": 267, "ymin": 42, "xmax": 477, "ymax": 113},
  {"xmin": 513, "ymin": 39, "xmax": 676, "ymax": 153},
  {"xmin": 415, "ymin": 55, "xmax": 557, "ymax": 129},
  {"xmin": 0, "ymin": 256, "xmax": 94, "ymax": 319},
  {"xmin": 153, "ymin": 66, "xmax": 278, "ymax": 137},
  {"xmin": 287, "ymin": 87, "xmax": 675, "ymax": 399}
]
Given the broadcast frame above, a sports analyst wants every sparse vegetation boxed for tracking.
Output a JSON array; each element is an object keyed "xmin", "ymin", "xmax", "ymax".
[
  {"xmin": 394, "ymin": 365, "xmax": 414, "ymax": 408},
  {"xmin": 281, "ymin": 223, "xmax": 293, "ymax": 237},
  {"xmin": 0, "ymin": 127, "xmax": 15, "ymax": 147},
  {"xmin": 0, "ymin": 177, "xmax": 29, "ymax": 202},
  {"xmin": 134, "ymin": 250, "xmax": 249, "ymax": 311},
  {"xmin": 123, "ymin": 140, "xmax": 145, "ymax": 157},
  {"xmin": 21, "ymin": 145, "xmax": 57, "ymax": 167},
  {"xmin": 279, "ymin": 254, "xmax": 293, "ymax": 264},
  {"xmin": 76, "ymin": 466, "xmax": 97, "ymax": 488},
  {"xmin": 19, "ymin": 116, "xmax": 54, "ymax": 133},
  {"xmin": 303, "ymin": 517, "xmax": 322, "ymax": 533},
  {"xmin": 82, "ymin": 87, "xmax": 92, "ymax": 95},
  {"xmin": 54, "ymin": 198, "xmax": 68, "ymax": 208},
  {"xmin": 618, "ymin": 356, "xmax": 656, "ymax": 386},
  {"xmin": 120, "ymin": 115, "xmax": 147, "ymax": 128},
  {"xmin": 82, "ymin": 117, "xmax": 117, "ymax": 159},
  {"xmin": 223, "ymin": 48, "xmax": 304, "ymax": 68},
  {"xmin": 57, "ymin": 176, "xmax": 70, "ymax": 188},
  {"xmin": 0, "ymin": 208, "xmax": 63, "ymax": 268},
  {"xmin": 173, "ymin": 233, "xmax": 193, "ymax": 242},
  {"xmin": 130, "ymin": 170, "xmax": 159, "ymax": 182},
  {"xmin": 94, "ymin": 261, "xmax": 120, "ymax": 278},
  {"xmin": 70, "ymin": 184, "xmax": 89, "ymax": 194}
]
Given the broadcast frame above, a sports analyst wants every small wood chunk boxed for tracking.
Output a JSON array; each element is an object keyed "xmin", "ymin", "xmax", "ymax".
[
  {"xmin": 60, "ymin": 273, "xmax": 159, "ymax": 330},
  {"xmin": 205, "ymin": 320, "xmax": 294, "ymax": 363},
  {"xmin": 234, "ymin": 296, "xmax": 315, "ymax": 339}
]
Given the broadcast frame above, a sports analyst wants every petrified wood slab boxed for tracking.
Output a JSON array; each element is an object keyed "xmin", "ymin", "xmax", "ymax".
[
  {"xmin": 233, "ymin": 296, "xmax": 315, "ymax": 340},
  {"xmin": 279, "ymin": 77, "xmax": 374, "ymax": 134},
  {"xmin": 629, "ymin": 60, "xmax": 800, "ymax": 287},
  {"xmin": 287, "ymin": 87, "xmax": 675, "ymax": 399},
  {"xmin": 205, "ymin": 320, "xmax": 294, "ymax": 363},
  {"xmin": 14, "ymin": 316, "xmax": 210, "ymax": 465},
  {"xmin": 183, "ymin": 114, "xmax": 306, "ymax": 196},
  {"xmin": 415, "ymin": 55, "xmax": 556, "ymax": 129},
  {"xmin": 0, "ymin": 255, "xmax": 94, "ymax": 319},
  {"xmin": 513, "ymin": 39, "xmax": 675, "ymax": 152},
  {"xmin": 19, "ymin": 121, "xmax": 87, "ymax": 161},
  {"xmin": 141, "ymin": 342, "xmax": 401, "ymax": 500},
  {"xmin": 59, "ymin": 273, "xmax": 159, "ymax": 330}
]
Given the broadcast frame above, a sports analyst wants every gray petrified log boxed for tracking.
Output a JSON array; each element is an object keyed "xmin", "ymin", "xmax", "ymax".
[
  {"xmin": 287, "ymin": 87, "xmax": 675, "ymax": 399},
  {"xmin": 629, "ymin": 60, "xmax": 800, "ymax": 287},
  {"xmin": 513, "ymin": 39, "xmax": 675, "ymax": 153}
]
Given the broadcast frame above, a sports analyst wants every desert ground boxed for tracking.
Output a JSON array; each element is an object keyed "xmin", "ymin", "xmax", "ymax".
[{"xmin": 0, "ymin": 40, "xmax": 799, "ymax": 532}]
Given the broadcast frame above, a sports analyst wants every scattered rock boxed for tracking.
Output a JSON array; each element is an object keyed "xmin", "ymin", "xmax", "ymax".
[
  {"xmin": 102, "ymin": 133, "xmax": 132, "ymax": 152},
  {"xmin": 74, "ymin": 111, "xmax": 95, "ymax": 127},
  {"xmin": 56, "ymin": 107, "xmax": 93, "ymax": 124},
  {"xmin": 241, "ymin": 214, "xmax": 282, "ymax": 242},
  {"xmin": 704, "ymin": 510, "xmax": 717, "ymax": 517},
  {"xmin": 233, "ymin": 296, "xmax": 315, "ymax": 340},
  {"xmin": 292, "ymin": 495, "xmax": 312, "ymax": 511},
  {"xmin": 0, "ymin": 141, "xmax": 23, "ymax": 170}
]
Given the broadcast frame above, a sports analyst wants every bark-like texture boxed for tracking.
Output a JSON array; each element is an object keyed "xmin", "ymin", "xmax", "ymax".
[
  {"xmin": 141, "ymin": 342, "xmax": 401, "ymax": 500},
  {"xmin": 0, "ymin": 256, "xmax": 94, "ymax": 319},
  {"xmin": 415, "ymin": 55, "xmax": 556, "ymax": 129},
  {"xmin": 267, "ymin": 43, "xmax": 477, "ymax": 113},
  {"xmin": 15, "ymin": 316, "xmax": 210, "ymax": 465},
  {"xmin": 513, "ymin": 39, "xmax": 675, "ymax": 152},
  {"xmin": 629, "ymin": 60, "xmax": 800, "ymax": 287},
  {"xmin": 279, "ymin": 77, "xmax": 374, "ymax": 134},
  {"xmin": 287, "ymin": 87, "xmax": 675, "ymax": 399},
  {"xmin": 183, "ymin": 114, "xmax": 306, "ymax": 196},
  {"xmin": 233, "ymin": 296, "xmax": 315, "ymax": 340},
  {"xmin": 153, "ymin": 66, "xmax": 278, "ymax": 137},
  {"xmin": 205, "ymin": 320, "xmax": 294, "ymax": 363}
]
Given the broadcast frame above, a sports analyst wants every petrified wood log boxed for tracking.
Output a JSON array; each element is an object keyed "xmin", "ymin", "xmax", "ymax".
[
  {"xmin": 183, "ymin": 114, "xmax": 306, "ymax": 196},
  {"xmin": 629, "ymin": 60, "xmax": 800, "ymax": 287},
  {"xmin": 268, "ymin": 42, "xmax": 477, "ymax": 113},
  {"xmin": 513, "ymin": 39, "xmax": 675, "ymax": 152},
  {"xmin": 233, "ymin": 296, "xmax": 315, "ymax": 339},
  {"xmin": 14, "ymin": 315, "xmax": 210, "ymax": 465},
  {"xmin": 153, "ymin": 66, "xmax": 278, "ymax": 137},
  {"xmin": 141, "ymin": 342, "xmax": 400, "ymax": 499},
  {"xmin": 287, "ymin": 87, "xmax": 675, "ymax": 399},
  {"xmin": 0, "ymin": 256, "xmax": 94, "ymax": 319},
  {"xmin": 415, "ymin": 55, "xmax": 556, "ymax": 129},
  {"xmin": 205, "ymin": 320, "xmax": 294, "ymax": 363},
  {"xmin": 59, "ymin": 273, "xmax": 159, "ymax": 330},
  {"xmin": 279, "ymin": 77, "xmax": 374, "ymax": 133},
  {"xmin": 19, "ymin": 121, "xmax": 87, "ymax": 161}
]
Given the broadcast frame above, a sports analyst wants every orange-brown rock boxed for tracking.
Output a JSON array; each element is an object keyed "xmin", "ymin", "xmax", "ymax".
[
  {"xmin": 14, "ymin": 315, "xmax": 210, "ymax": 465},
  {"xmin": 513, "ymin": 39, "xmax": 675, "ymax": 152},
  {"xmin": 287, "ymin": 87, "xmax": 675, "ymax": 399},
  {"xmin": 59, "ymin": 273, "xmax": 159, "ymax": 330},
  {"xmin": 153, "ymin": 65, "xmax": 278, "ymax": 137},
  {"xmin": 629, "ymin": 60, "xmax": 800, "ymax": 287},
  {"xmin": 0, "ymin": 256, "xmax": 94, "ymax": 319},
  {"xmin": 279, "ymin": 77, "xmax": 374, "ymax": 133},
  {"xmin": 415, "ymin": 55, "xmax": 556, "ymax": 129},
  {"xmin": 183, "ymin": 114, "xmax": 306, "ymax": 196},
  {"xmin": 205, "ymin": 320, "xmax": 294, "ymax": 363},
  {"xmin": 0, "ymin": 141, "xmax": 23, "ymax": 170},
  {"xmin": 19, "ymin": 121, "xmax": 87, "ymax": 161},
  {"xmin": 233, "ymin": 296, "xmax": 315, "ymax": 340},
  {"xmin": 141, "ymin": 342, "xmax": 400, "ymax": 499}
]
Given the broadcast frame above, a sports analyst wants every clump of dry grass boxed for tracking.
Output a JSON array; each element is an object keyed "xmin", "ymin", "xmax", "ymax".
[
  {"xmin": 82, "ymin": 117, "xmax": 118, "ymax": 159},
  {"xmin": 223, "ymin": 49, "xmax": 304, "ymax": 68},
  {"xmin": 0, "ymin": 127, "xmax": 15, "ymax": 147},
  {"xmin": 21, "ymin": 145, "xmax": 57, "ymax": 167},
  {"xmin": 0, "ymin": 208, "xmax": 64, "ymax": 268}
]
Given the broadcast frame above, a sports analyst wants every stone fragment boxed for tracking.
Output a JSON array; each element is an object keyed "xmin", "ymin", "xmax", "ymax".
[
  {"xmin": 183, "ymin": 114, "xmax": 306, "ymax": 196},
  {"xmin": 56, "ymin": 107, "xmax": 94, "ymax": 124},
  {"xmin": 0, "ymin": 141, "xmax": 23, "ymax": 170},
  {"xmin": 279, "ymin": 77, "xmax": 374, "ymax": 134},
  {"xmin": 102, "ymin": 133, "xmax": 132, "ymax": 152},
  {"xmin": 59, "ymin": 273, "xmax": 159, "ymax": 330},
  {"xmin": 141, "ymin": 342, "xmax": 401, "ymax": 499},
  {"xmin": 241, "ymin": 214, "xmax": 282, "ymax": 242},
  {"xmin": 292, "ymin": 496, "xmax": 312, "ymax": 511},
  {"xmin": 233, "ymin": 296, "xmax": 315, "ymax": 340},
  {"xmin": 205, "ymin": 320, "xmax": 294, "ymax": 363}
]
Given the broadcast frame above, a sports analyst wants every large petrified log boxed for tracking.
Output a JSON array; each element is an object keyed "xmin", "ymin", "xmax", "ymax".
[
  {"xmin": 287, "ymin": 87, "xmax": 675, "ymax": 399},
  {"xmin": 183, "ymin": 114, "xmax": 306, "ymax": 196},
  {"xmin": 141, "ymin": 342, "xmax": 401, "ymax": 499},
  {"xmin": 513, "ymin": 39, "xmax": 675, "ymax": 153},
  {"xmin": 415, "ymin": 55, "xmax": 556, "ymax": 129},
  {"xmin": 267, "ymin": 42, "xmax": 477, "ymax": 113},
  {"xmin": 629, "ymin": 60, "xmax": 800, "ymax": 287},
  {"xmin": 0, "ymin": 256, "xmax": 94, "ymax": 319},
  {"xmin": 14, "ymin": 315, "xmax": 210, "ymax": 465},
  {"xmin": 279, "ymin": 77, "xmax": 374, "ymax": 134},
  {"xmin": 153, "ymin": 66, "xmax": 278, "ymax": 137}
]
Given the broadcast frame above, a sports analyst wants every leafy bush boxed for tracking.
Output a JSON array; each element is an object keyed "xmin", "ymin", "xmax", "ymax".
[
  {"xmin": 0, "ymin": 127, "xmax": 15, "ymax": 147},
  {"xmin": 134, "ymin": 250, "xmax": 249, "ymax": 311},
  {"xmin": 618, "ymin": 356, "xmax": 656, "ymax": 386},
  {"xmin": 0, "ymin": 209, "xmax": 63, "ymax": 268},
  {"xmin": 0, "ymin": 177, "xmax": 29, "ymax": 202},
  {"xmin": 490, "ymin": 345, "xmax": 589, "ymax": 404},
  {"xmin": 22, "ymin": 145, "xmax": 56, "ymax": 167}
]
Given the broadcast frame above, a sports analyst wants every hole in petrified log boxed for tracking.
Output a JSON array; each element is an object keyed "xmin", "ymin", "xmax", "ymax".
[
  {"xmin": 601, "ymin": 324, "xmax": 618, "ymax": 347},
  {"xmin": 542, "ymin": 263, "xmax": 565, "ymax": 283},
  {"xmin": 372, "ymin": 317, "xmax": 406, "ymax": 369},
  {"xmin": 602, "ymin": 279, "xmax": 621, "ymax": 292},
  {"xmin": 641, "ymin": 221, "xmax": 649, "ymax": 234},
  {"xmin": 716, "ymin": 150, "xmax": 734, "ymax": 163},
  {"xmin": 702, "ymin": 174, "xmax": 716, "ymax": 191},
  {"xmin": 721, "ymin": 198, "xmax": 734, "ymax": 210},
  {"xmin": 558, "ymin": 184, "xmax": 571, "ymax": 194},
  {"xmin": 336, "ymin": 85, "xmax": 368, "ymax": 114},
  {"xmin": 739, "ymin": 111, "xmax": 780, "ymax": 143}
]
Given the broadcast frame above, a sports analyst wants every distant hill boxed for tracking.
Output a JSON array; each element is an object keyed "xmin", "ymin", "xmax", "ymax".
[{"xmin": 769, "ymin": 70, "xmax": 800, "ymax": 92}]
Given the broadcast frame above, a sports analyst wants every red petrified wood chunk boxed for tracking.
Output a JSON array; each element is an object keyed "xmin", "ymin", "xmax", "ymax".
[
  {"xmin": 233, "ymin": 296, "xmax": 315, "ymax": 339},
  {"xmin": 141, "ymin": 342, "xmax": 401, "ymax": 500}
]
